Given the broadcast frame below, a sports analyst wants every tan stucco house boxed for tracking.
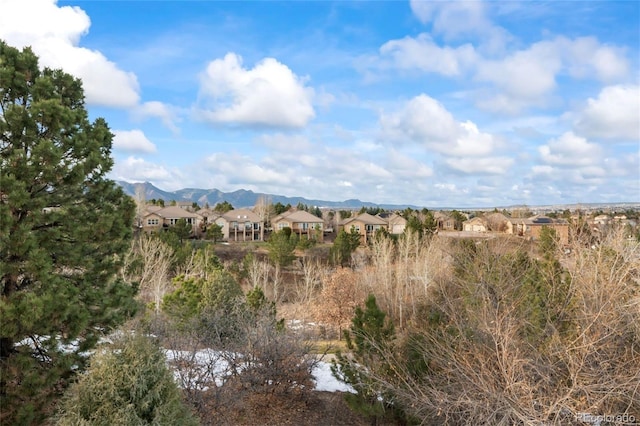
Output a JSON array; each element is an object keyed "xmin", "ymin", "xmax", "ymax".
[
  {"xmin": 142, "ymin": 205, "xmax": 203, "ymax": 235},
  {"xmin": 340, "ymin": 213, "xmax": 389, "ymax": 244},
  {"xmin": 222, "ymin": 208, "xmax": 264, "ymax": 242},
  {"xmin": 271, "ymin": 210, "xmax": 324, "ymax": 241},
  {"xmin": 511, "ymin": 215, "xmax": 569, "ymax": 245},
  {"xmin": 463, "ymin": 216, "xmax": 488, "ymax": 232}
]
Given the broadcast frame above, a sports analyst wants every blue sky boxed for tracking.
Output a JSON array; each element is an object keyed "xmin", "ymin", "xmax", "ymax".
[{"xmin": 1, "ymin": 0, "xmax": 638, "ymax": 207}]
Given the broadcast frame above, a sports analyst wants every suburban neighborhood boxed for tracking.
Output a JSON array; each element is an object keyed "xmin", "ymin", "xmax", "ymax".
[{"xmin": 135, "ymin": 192, "xmax": 639, "ymax": 248}]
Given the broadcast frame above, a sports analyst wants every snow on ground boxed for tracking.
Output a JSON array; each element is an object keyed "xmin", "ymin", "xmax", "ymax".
[
  {"xmin": 164, "ymin": 348, "xmax": 354, "ymax": 393},
  {"xmin": 311, "ymin": 360, "xmax": 354, "ymax": 393}
]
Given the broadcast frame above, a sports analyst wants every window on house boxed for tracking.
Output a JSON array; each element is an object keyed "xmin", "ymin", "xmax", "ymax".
[
  {"xmin": 278, "ymin": 222, "xmax": 289, "ymax": 230},
  {"xmin": 147, "ymin": 218, "xmax": 159, "ymax": 226}
]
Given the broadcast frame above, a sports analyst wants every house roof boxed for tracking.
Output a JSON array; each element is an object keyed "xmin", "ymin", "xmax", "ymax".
[
  {"xmin": 223, "ymin": 208, "xmax": 261, "ymax": 222},
  {"xmin": 433, "ymin": 211, "xmax": 451, "ymax": 220},
  {"xmin": 197, "ymin": 208, "xmax": 214, "ymax": 216},
  {"xmin": 342, "ymin": 213, "xmax": 388, "ymax": 226},
  {"xmin": 463, "ymin": 216, "xmax": 487, "ymax": 225},
  {"xmin": 511, "ymin": 215, "xmax": 568, "ymax": 226},
  {"xmin": 145, "ymin": 206, "xmax": 201, "ymax": 219},
  {"xmin": 272, "ymin": 210, "xmax": 323, "ymax": 224},
  {"xmin": 387, "ymin": 213, "xmax": 407, "ymax": 225}
]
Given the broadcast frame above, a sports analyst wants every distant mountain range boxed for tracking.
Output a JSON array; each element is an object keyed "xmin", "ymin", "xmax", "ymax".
[
  {"xmin": 116, "ymin": 181, "xmax": 640, "ymax": 211},
  {"xmin": 115, "ymin": 181, "xmax": 417, "ymax": 210}
]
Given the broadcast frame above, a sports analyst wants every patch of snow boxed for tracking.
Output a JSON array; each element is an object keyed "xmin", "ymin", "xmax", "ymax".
[
  {"xmin": 311, "ymin": 361, "xmax": 355, "ymax": 393},
  {"xmin": 164, "ymin": 348, "xmax": 354, "ymax": 393}
]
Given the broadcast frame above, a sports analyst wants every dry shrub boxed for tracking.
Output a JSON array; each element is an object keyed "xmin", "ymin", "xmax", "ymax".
[
  {"xmin": 345, "ymin": 231, "xmax": 640, "ymax": 424},
  {"xmin": 156, "ymin": 300, "xmax": 320, "ymax": 425},
  {"xmin": 314, "ymin": 268, "xmax": 363, "ymax": 338}
]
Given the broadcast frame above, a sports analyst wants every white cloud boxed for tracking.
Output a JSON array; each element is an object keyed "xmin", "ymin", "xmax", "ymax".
[
  {"xmin": 197, "ymin": 53, "xmax": 315, "ymax": 128},
  {"xmin": 444, "ymin": 156, "xmax": 513, "ymax": 175},
  {"xmin": 111, "ymin": 156, "xmax": 174, "ymax": 186},
  {"xmin": 0, "ymin": 0, "xmax": 140, "ymax": 107},
  {"xmin": 380, "ymin": 95, "xmax": 500, "ymax": 157},
  {"xmin": 257, "ymin": 133, "xmax": 313, "ymax": 152},
  {"xmin": 561, "ymin": 37, "xmax": 629, "ymax": 82},
  {"xmin": 386, "ymin": 149, "xmax": 433, "ymax": 178},
  {"xmin": 476, "ymin": 40, "xmax": 562, "ymax": 110},
  {"xmin": 410, "ymin": 0, "xmax": 485, "ymax": 39},
  {"xmin": 409, "ymin": 0, "xmax": 509, "ymax": 53},
  {"xmin": 475, "ymin": 37, "xmax": 630, "ymax": 114},
  {"xmin": 574, "ymin": 85, "xmax": 640, "ymax": 141},
  {"xmin": 379, "ymin": 95, "xmax": 458, "ymax": 145},
  {"xmin": 133, "ymin": 101, "xmax": 180, "ymax": 134},
  {"xmin": 203, "ymin": 153, "xmax": 292, "ymax": 186},
  {"xmin": 379, "ymin": 33, "xmax": 477, "ymax": 76},
  {"xmin": 112, "ymin": 130, "xmax": 157, "ymax": 153},
  {"xmin": 539, "ymin": 132, "xmax": 603, "ymax": 167}
]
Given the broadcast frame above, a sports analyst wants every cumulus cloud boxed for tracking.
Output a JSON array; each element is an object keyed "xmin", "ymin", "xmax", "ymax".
[
  {"xmin": 133, "ymin": 101, "xmax": 180, "ymax": 134},
  {"xmin": 409, "ymin": 0, "xmax": 509, "ymax": 53},
  {"xmin": 379, "ymin": 95, "xmax": 510, "ymax": 176},
  {"xmin": 112, "ymin": 130, "xmax": 157, "ymax": 153},
  {"xmin": 379, "ymin": 33, "xmax": 477, "ymax": 76},
  {"xmin": 380, "ymin": 95, "xmax": 500, "ymax": 157},
  {"xmin": 111, "ymin": 156, "xmax": 175, "ymax": 187},
  {"xmin": 539, "ymin": 132, "xmax": 603, "ymax": 167},
  {"xmin": 574, "ymin": 85, "xmax": 640, "ymax": 141},
  {"xmin": 386, "ymin": 149, "xmax": 433, "ymax": 178},
  {"xmin": 475, "ymin": 37, "xmax": 630, "ymax": 114},
  {"xmin": 476, "ymin": 41, "xmax": 561, "ymax": 106},
  {"xmin": 0, "ymin": 0, "xmax": 140, "ymax": 107},
  {"xmin": 197, "ymin": 53, "xmax": 315, "ymax": 128},
  {"xmin": 561, "ymin": 37, "xmax": 629, "ymax": 82}
]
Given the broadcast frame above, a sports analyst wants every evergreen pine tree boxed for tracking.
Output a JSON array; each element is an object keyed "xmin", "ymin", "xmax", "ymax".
[
  {"xmin": 332, "ymin": 294, "xmax": 399, "ymax": 422},
  {"xmin": 55, "ymin": 334, "xmax": 198, "ymax": 426},
  {"xmin": 0, "ymin": 41, "xmax": 138, "ymax": 423}
]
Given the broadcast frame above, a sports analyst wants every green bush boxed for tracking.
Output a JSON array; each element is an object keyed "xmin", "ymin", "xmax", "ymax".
[{"xmin": 56, "ymin": 334, "xmax": 198, "ymax": 425}]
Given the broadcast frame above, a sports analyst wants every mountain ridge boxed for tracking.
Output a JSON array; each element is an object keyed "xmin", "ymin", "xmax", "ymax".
[
  {"xmin": 116, "ymin": 181, "xmax": 640, "ymax": 211},
  {"xmin": 116, "ymin": 181, "xmax": 418, "ymax": 210}
]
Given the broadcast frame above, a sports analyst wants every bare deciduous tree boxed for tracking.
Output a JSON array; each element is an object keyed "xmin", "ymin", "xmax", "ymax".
[
  {"xmin": 123, "ymin": 234, "xmax": 174, "ymax": 314},
  {"xmin": 315, "ymin": 268, "xmax": 362, "ymax": 339}
]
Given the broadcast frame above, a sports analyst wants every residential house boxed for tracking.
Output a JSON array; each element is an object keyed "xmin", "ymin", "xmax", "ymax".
[
  {"xmin": 222, "ymin": 208, "xmax": 264, "ymax": 242},
  {"xmin": 271, "ymin": 210, "xmax": 324, "ymax": 241},
  {"xmin": 511, "ymin": 215, "xmax": 569, "ymax": 245},
  {"xmin": 340, "ymin": 213, "xmax": 389, "ymax": 244},
  {"xmin": 196, "ymin": 208, "xmax": 227, "ymax": 239},
  {"xmin": 142, "ymin": 205, "xmax": 202, "ymax": 235},
  {"xmin": 434, "ymin": 211, "xmax": 456, "ymax": 231},
  {"xmin": 593, "ymin": 214, "xmax": 611, "ymax": 226},
  {"xmin": 463, "ymin": 216, "xmax": 488, "ymax": 232},
  {"xmin": 386, "ymin": 213, "xmax": 407, "ymax": 235}
]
